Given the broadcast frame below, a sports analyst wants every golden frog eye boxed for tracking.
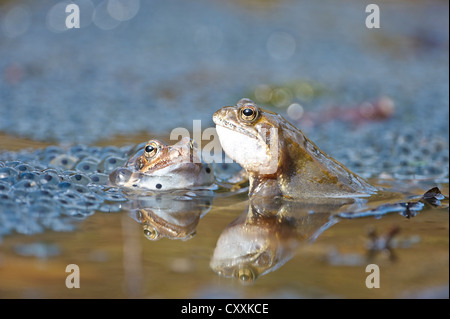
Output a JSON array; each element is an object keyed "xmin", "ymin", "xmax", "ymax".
[
  {"xmin": 144, "ymin": 141, "xmax": 158, "ymax": 158},
  {"xmin": 235, "ymin": 266, "xmax": 256, "ymax": 284},
  {"xmin": 239, "ymin": 105, "xmax": 259, "ymax": 122},
  {"xmin": 143, "ymin": 224, "xmax": 159, "ymax": 240}
]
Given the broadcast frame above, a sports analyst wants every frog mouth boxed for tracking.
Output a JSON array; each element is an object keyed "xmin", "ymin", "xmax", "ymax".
[{"xmin": 212, "ymin": 114, "xmax": 259, "ymax": 140}]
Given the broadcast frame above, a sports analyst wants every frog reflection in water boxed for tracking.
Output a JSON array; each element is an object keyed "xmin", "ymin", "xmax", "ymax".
[
  {"xmin": 210, "ymin": 198, "xmax": 338, "ymax": 284},
  {"xmin": 126, "ymin": 190, "xmax": 213, "ymax": 241},
  {"xmin": 213, "ymin": 98, "xmax": 378, "ymax": 199},
  {"xmin": 210, "ymin": 188, "xmax": 446, "ymax": 283},
  {"xmin": 109, "ymin": 137, "xmax": 215, "ymax": 191}
]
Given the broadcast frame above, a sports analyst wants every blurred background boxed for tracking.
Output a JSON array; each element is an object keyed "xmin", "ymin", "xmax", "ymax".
[{"xmin": 0, "ymin": 0, "xmax": 448, "ymax": 145}]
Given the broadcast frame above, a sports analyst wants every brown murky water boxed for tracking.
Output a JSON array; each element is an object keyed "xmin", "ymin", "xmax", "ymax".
[{"xmin": 0, "ymin": 135, "xmax": 448, "ymax": 299}]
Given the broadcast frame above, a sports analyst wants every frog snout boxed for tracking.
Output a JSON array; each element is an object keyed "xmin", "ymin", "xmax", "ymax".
[{"xmin": 109, "ymin": 168, "xmax": 133, "ymax": 186}]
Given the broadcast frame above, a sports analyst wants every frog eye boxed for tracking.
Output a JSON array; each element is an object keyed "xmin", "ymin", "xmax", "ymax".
[
  {"xmin": 239, "ymin": 105, "xmax": 259, "ymax": 122},
  {"xmin": 144, "ymin": 141, "xmax": 158, "ymax": 158},
  {"xmin": 143, "ymin": 224, "xmax": 159, "ymax": 240},
  {"xmin": 235, "ymin": 266, "xmax": 256, "ymax": 284}
]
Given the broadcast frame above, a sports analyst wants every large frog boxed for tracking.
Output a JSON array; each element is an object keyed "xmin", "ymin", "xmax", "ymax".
[
  {"xmin": 213, "ymin": 98, "xmax": 378, "ymax": 199},
  {"xmin": 109, "ymin": 137, "xmax": 215, "ymax": 191}
]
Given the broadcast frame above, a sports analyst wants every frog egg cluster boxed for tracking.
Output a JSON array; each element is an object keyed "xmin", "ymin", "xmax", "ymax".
[
  {"xmin": 315, "ymin": 125, "xmax": 449, "ymax": 182},
  {"xmin": 0, "ymin": 145, "xmax": 133, "ymax": 239}
]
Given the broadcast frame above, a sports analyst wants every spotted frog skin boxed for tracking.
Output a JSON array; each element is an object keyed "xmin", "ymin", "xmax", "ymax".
[
  {"xmin": 213, "ymin": 98, "xmax": 377, "ymax": 199},
  {"xmin": 109, "ymin": 137, "xmax": 214, "ymax": 191}
]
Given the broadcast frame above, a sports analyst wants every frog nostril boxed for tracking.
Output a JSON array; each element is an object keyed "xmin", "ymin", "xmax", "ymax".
[{"xmin": 155, "ymin": 183, "xmax": 162, "ymax": 189}]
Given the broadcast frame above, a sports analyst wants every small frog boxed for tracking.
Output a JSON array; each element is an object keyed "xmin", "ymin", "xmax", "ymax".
[
  {"xmin": 109, "ymin": 137, "xmax": 215, "ymax": 191},
  {"xmin": 213, "ymin": 98, "xmax": 377, "ymax": 199}
]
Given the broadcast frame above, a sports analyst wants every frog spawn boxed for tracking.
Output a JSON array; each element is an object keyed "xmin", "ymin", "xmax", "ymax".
[
  {"xmin": 0, "ymin": 142, "xmax": 245, "ymax": 240},
  {"xmin": 0, "ymin": 145, "xmax": 131, "ymax": 239}
]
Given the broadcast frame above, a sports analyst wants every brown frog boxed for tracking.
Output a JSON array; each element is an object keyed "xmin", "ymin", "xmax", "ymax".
[
  {"xmin": 109, "ymin": 137, "xmax": 215, "ymax": 191},
  {"xmin": 213, "ymin": 98, "xmax": 377, "ymax": 199}
]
